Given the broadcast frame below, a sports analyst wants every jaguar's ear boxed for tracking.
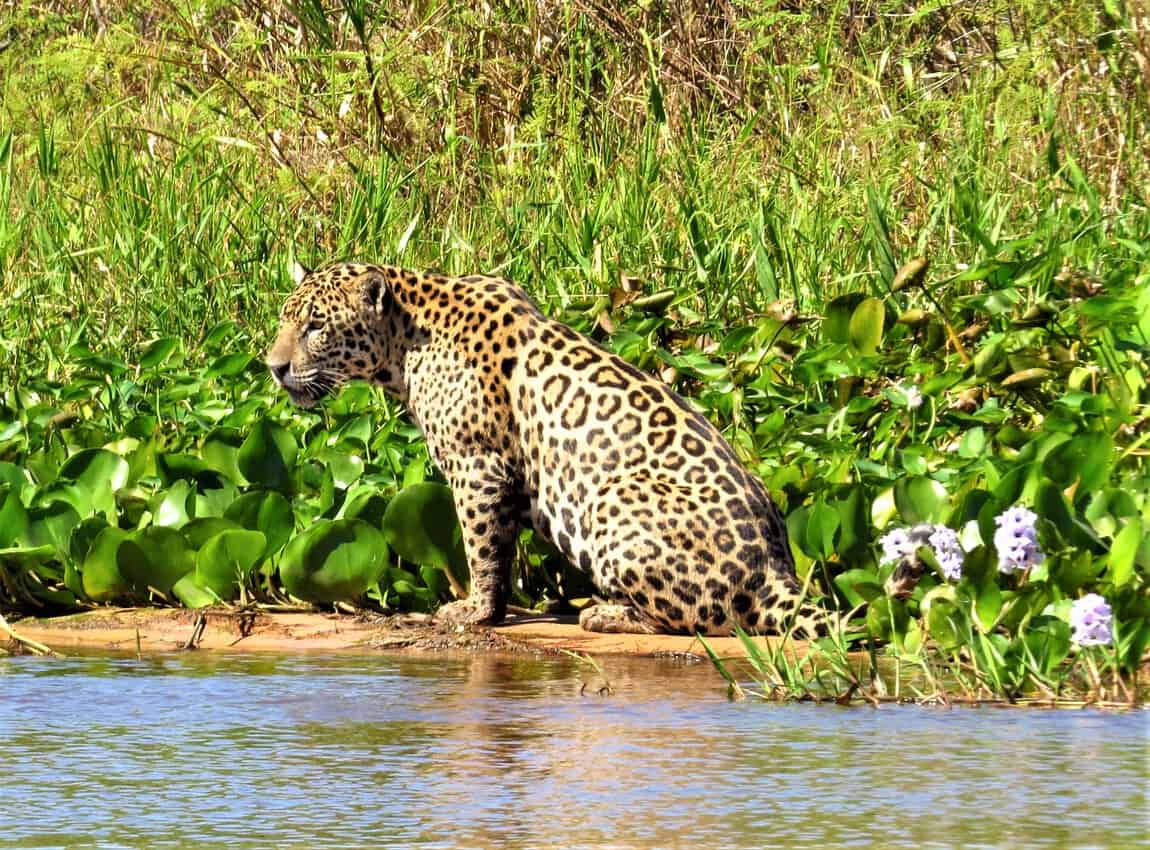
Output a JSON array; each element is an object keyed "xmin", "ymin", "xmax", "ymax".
[
  {"xmin": 360, "ymin": 269, "xmax": 390, "ymax": 315},
  {"xmin": 290, "ymin": 261, "xmax": 311, "ymax": 286}
]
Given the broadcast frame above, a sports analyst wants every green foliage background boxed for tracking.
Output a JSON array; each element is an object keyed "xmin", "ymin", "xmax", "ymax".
[{"xmin": 1, "ymin": 0, "xmax": 1148, "ymax": 696}]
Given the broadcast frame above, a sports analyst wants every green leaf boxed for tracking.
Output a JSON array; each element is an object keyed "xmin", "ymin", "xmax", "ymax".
[
  {"xmin": 958, "ymin": 427, "xmax": 986, "ymax": 458},
  {"xmin": 1107, "ymin": 518, "xmax": 1142, "ymax": 589},
  {"xmin": 973, "ymin": 339, "xmax": 1006, "ymax": 377},
  {"xmin": 420, "ymin": 563, "xmax": 451, "ymax": 601},
  {"xmin": 195, "ymin": 530, "xmax": 267, "ymax": 601},
  {"xmin": 830, "ymin": 486, "xmax": 868, "ymax": 557},
  {"xmin": 894, "ymin": 476, "xmax": 948, "ymax": 524},
  {"xmin": 866, "ymin": 597, "xmax": 907, "ymax": 641},
  {"xmin": 119, "ymin": 526, "xmax": 195, "ymax": 594},
  {"xmin": 0, "ymin": 485, "xmax": 30, "ymax": 548},
  {"xmin": 822, "ymin": 293, "xmax": 867, "ymax": 344},
  {"xmin": 974, "ymin": 582, "xmax": 1002, "ymax": 631},
  {"xmin": 833, "ymin": 569, "xmax": 884, "ymax": 607},
  {"xmin": 1023, "ymin": 616, "xmax": 1071, "ymax": 676},
  {"xmin": 171, "ymin": 573, "xmax": 219, "ymax": 608},
  {"xmin": 58, "ymin": 448, "xmax": 130, "ymax": 518},
  {"xmin": 1042, "ymin": 433, "xmax": 1113, "ymax": 491},
  {"xmin": 204, "ymin": 353, "xmax": 255, "ymax": 379},
  {"xmin": 81, "ymin": 527, "xmax": 133, "ymax": 602},
  {"xmin": 382, "ymin": 482, "xmax": 463, "ymax": 571},
  {"xmin": 38, "ymin": 482, "xmax": 92, "ymax": 519},
  {"xmin": 847, "ymin": 297, "xmax": 885, "ymax": 356},
  {"xmin": 69, "ymin": 516, "xmax": 110, "ymax": 564},
  {"xmin": 238, "ymin": 418, "xmax": 297, "ymax": 491},
  {"xmin": 157, "ymin": 453, "xmax": 226, "ymax": 489},
  {"xmin": 181, "ymin": 517, "xmax": 243, "ymax": 550},
  {"xmin": 153, "ymin": 479, "xmax": 194, "ymax": 528},
  {"xmin": 0, "ymin": 462, "xmax": 30, "ymax": 499},
  {"xmin": 279, "ymin": 519, "xmax": 390, "ymax": 603},
  {"xmin": 1035, "ymin": 480, "xmax": 1103, "ymax": 555},
  {"xmin": 138, "ymin": 337, "xmax": 180, "ymax": 369},
  {"xmin": 202, "ymin": 428, "xmax": 245, "ymax": 483},
  {"xmin": 316, "ymin": 448, "xmax": 365, "ymax": 489},
  {"xmin": 804, "ymin": 500, "xmax": 840, "ymax": 559},
  {"xmin": 925, "ymin": 597, "xmax": 966, "ymax": 650},
  {"xmin": 339, "ymin": 490, "xmax": 389, "ymax": 527},
  {"xmin": 0, "ymin": 544, "xmax": 57, "ymax": 568},
  {"xmin": 24, "ymin": 500, "xmax": 81, "ymax": 556},
  {"xmin": 224, "ymin": 491, "xmax": 295, "ymax": 558}
]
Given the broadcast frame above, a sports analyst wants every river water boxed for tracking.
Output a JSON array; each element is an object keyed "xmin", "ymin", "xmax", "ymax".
[{"xmin": 0, "ymin": 652, "xmax": 1145, "ymax": 849}]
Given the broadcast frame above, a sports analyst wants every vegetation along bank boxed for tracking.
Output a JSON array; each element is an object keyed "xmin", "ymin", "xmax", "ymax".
[{"xmin": 0, "ymin": 1, "xmax": 1147, "ymax": 702}]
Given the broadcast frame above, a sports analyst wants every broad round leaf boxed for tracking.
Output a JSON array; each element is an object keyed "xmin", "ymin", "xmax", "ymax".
[
  {"xmin": 339, "ymin": 490, "xmax": 389, "ymax": 527},
  {"xmin": 280, "ymin": 519, "xmax": 389, "ymax": 603},
  {"xmin": 894, "ymin": 476, "xmax": 948, "ymax": 524},
  {"xmin": 925, "ymin": 597, "xmax": 965, "ymax": 650},
  {"xmin": 238, "ymin": 419, "xmax": 297, "ymax": 491},
  {"xmin": 204, "ymin": 352, "xmax": 255, "ymax": 379},
  {"xmin": 157, "ymin": 453, "xmax": 226, "ymax": 489},
  {"xmin": 181, "ymin": 517, "xmax": 242, "ymax": 550},
  {"xmin": 119, "ymin": 526, "xmax": 195, "ymax": 594},
  {"xmin": 58, "ymin": 449, "xmax": 130, "ymax": 518},
  {"xmin": 866, "ymin": 597, "xmax": 908, "ymax": 642},
  {"xmin": 833, "ymin": 568, "xmax": 884, "ymax": 607},
  {"xmin": 81, "ymin": 527, "xmax": 133, "ymax": 602},
  {"xmin": 0, "ymin": 462, "xmax": 30, "ymax": 499},
  {"xmin": 24, "ymin": 500, "xmax": 81, "ymax": 556},
  {"xmin": 171, "ymin": 573, "xmax": 219, "ymax": 608},
  {"xmin": 195, "ymin": 529, "xmax": 267, "ymax": 600},
  {"xmin": 202, "ymin": 428, "xmax": 245, "ymax": 483},
  {"xmin": 804, "ymin": 500, "xmax": 840, "ymax": 560},
  {"xmin": 382, "ymin": 482, "xmax": 462, "ymax": 570},
  {"xmin": 224, "ymin": 490, "xmax": 295, "ymax": 557},
  {"xmin": 1023, "ymin": 616, "xmax": 1071, "ymax": 676},
  {"xmin": 153, "ymin": 479, "xmax": 194, "ymax": 528}
]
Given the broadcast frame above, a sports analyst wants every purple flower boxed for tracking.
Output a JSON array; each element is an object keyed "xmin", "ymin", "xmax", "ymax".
[
  {"xmin": 993, "ymin": 505, "xmax": 1044, "ymax": 574},
  {"xmin": 928, "ymin": 525, "xmax": 964, "ymax": 580},
  {"xmin": 903, "ymin": 385, "xmax": 924, "ymax": 410},
  {"xmin": 879, "ymin": 527, "xmax": 913, "ymax": 564},
  {"xmin": 1070, "ymin": 594, "xmax": 1113, "ymax": 647},
  {"xmin": 879, "ymin": 523, "xmax": 965, "ymax": 581}
]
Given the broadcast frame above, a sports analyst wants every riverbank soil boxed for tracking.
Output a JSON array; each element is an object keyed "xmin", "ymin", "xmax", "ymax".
[{"xmin": 6, "ymin": 608, "xmax": 774, "ymax": 658}]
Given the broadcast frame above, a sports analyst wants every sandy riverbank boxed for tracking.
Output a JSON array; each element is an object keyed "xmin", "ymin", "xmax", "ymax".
[{"xmin": 5, "ymin": 608, "xmax": 775, "ymax": 658}]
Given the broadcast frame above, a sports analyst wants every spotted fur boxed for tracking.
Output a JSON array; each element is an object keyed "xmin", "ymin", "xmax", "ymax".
[{"xmin": 267, "ymin": 263, "xmax": 832, "ymax": 636}]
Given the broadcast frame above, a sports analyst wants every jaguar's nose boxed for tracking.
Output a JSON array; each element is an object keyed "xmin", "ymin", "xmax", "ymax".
[{"xmin": 269, "ymin": 361, "xmax": 290, "ymax": 385}]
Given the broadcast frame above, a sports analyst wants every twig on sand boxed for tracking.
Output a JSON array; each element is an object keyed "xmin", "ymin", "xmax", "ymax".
[{"xmin": 0, "ymin": 612, "xmax": 63, "ymax": 657}]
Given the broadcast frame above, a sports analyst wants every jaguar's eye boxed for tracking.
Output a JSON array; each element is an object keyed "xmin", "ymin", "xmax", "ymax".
[{"xmin": 303, "ymin": 319, "xmax": 325, "ymax": 336}]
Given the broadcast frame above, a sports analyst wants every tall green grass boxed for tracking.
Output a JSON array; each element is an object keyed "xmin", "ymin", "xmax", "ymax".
[{"xmin": 1, "ymin": 0, "xmax": 1145, "ymax": 380}]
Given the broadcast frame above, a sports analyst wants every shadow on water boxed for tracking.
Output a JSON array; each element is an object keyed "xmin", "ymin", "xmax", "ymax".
[{"xmin": 1, "ymin": 652, "xmax": 1146, "ymax": 850}]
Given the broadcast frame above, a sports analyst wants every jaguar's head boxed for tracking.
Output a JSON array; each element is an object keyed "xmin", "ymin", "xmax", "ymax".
[{"xmin": 266, "ymin": 263, "xmax": 390, "ymax": 408}]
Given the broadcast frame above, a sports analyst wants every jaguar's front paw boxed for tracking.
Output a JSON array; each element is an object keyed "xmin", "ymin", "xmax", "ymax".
[{"xmin": 434, "ymin": 598, "xmax": 503, "ymax": 628}]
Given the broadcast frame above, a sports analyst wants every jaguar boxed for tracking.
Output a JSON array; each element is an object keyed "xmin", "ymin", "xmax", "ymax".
[{"xmin": 268, "ymin": 263, "xmax": 844, "ymax": 636}]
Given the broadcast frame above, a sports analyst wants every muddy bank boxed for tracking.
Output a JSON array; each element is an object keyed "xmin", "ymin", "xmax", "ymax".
[{"xmin": 5, "ymin": 608, "xmax": 776, "ymax": 658}]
